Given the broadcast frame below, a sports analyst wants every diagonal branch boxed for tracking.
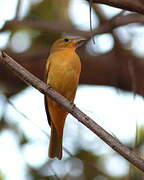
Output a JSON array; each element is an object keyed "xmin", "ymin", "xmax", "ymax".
[
  {"xmin": 88, "ymin": 0, "xmax": 144, "ymax": 14},
  {"xmin": 0, "ymin": 51, "xmax": 144, "ymax": 172}
]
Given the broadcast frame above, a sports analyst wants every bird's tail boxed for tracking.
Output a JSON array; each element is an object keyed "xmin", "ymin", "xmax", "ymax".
[{"xmin": 49, "ymin": 122, "xmax": 63, "ymax": 160}]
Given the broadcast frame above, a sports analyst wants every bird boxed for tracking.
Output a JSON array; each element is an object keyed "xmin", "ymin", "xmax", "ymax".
[{"xmin": 44, "ymin": 36, "xmax": 86, "ymax": 159}]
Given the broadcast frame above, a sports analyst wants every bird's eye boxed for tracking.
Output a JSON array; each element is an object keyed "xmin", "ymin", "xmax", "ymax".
[{"xmin": 64, "ymin": 38, "xmax": 69, "ymax": 42}]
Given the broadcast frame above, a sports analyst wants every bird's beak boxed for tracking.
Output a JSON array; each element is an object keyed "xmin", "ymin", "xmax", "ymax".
[{"xmin": 73, "ymin": 37, "xmax": 87, "ymax": 44}]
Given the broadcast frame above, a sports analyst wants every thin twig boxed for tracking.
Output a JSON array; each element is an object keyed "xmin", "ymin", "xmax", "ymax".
[
  {"xmin": 48, "ymin": 166, "xmax": 61, "ymax": 180},
  {"xmin": 92, "ymin": 5, "xmax": 124, "ymax": 48},
  {"xmin": 89, "ymin": 0, "xmax": 95, "ymax": 43},
  {"xmin": 7, "ymin": 99, "xmax": 49, "ymax": 136},
  {"xmin": 0, "ymin": 51, "xmax": 144, "ymax": 172},
  {"xmin": 7, "ymin": 99, "xmax": 73, "ymax": 157},
  {"xmin": 15, "ymin": 0, "xmax": 21, "ymax": 20}
]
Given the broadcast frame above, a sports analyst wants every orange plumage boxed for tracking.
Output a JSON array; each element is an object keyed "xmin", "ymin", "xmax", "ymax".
[{"xmin": 44, "ymin": 37, "xmax": 85, "ymax": 159}]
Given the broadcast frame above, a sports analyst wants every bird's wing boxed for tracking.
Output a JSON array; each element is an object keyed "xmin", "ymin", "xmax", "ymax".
[{"xmin": 44, "ymin": 60, "xmax": 51, "ymax": 126}]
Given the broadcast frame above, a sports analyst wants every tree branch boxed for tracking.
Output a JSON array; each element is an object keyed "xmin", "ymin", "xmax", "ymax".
[
  {"xmin": 0, "ymin": 51, "xmax": 144, "ymax": 172},
  {"xmin": 88, "ymin": 0, "xmax": 144, "ymax": 14},
  {"xmin": 1, "ymin": 14, "xmax": 144, "ymax": 37}
]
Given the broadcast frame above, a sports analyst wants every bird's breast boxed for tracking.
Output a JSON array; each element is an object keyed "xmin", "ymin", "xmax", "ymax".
[{"xmin": 47, "ymin": 50, "xmax": 81, "ymax": 99}]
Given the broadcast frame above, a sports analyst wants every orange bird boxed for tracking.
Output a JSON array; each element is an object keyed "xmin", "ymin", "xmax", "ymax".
[{"xmin": 44, "ymin": 36, "xmax": 85, "ymax": 159}]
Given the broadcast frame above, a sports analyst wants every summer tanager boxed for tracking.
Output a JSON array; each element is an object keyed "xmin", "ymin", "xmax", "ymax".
[{"xmin": 44, "ymin": 36, "xmax": 85, "ymax": 159}]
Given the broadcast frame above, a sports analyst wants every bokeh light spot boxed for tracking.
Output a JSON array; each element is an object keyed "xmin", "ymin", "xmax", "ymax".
[
  {"xmin": 104, "ymin": 155, "xmax": 129, "ymax": 177},
  {"xmin": 98, "ymin": 4, "xmax": 122, "ymax": 19},
  {"xmin": 0, "ymin": 32, "xmax": 10, "ymax": 49},
  {"xmin": 68, "ymin": 0, "xmax": 98, "ymax": 31},
  {"xmin": 10, "ymin": 30, "xmax": 31, "ymax": 53},
  {"xmin": 87, "ymin": 34, "xmax": 114, "ymax": 55}
]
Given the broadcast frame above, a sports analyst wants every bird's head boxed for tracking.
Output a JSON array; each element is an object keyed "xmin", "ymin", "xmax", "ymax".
[{"xmin": 50, "ymin": 36, "xmax": 86, "ymax": 53}]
